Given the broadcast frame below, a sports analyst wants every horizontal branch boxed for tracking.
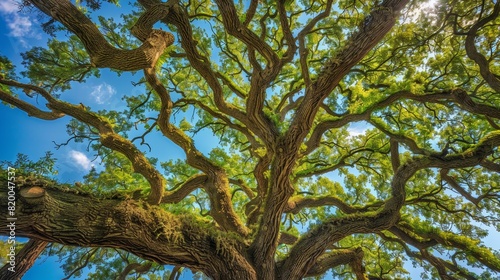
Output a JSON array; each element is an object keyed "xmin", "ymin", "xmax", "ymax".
[
  {"xmin": 379, "ymin": 230, "xmax": 477, "ymax": 280},
  {"xmin": 0, "ymin": 88, "xmax": 65, "ymax": 120},
  {"xmin": 0, "ymin": 180, "xmax": 256, "ymax": 280},
  {"xmin": 305, "ymin": 88, "xmax": 500, "ymax": 155},
  {"xmin": 440, "ymin": 169, "xmax": 480, "ymax": 205},
  {"xmin": 284, "ymin": 195, "xmax": 357, "ymax": 215},
  {"xmin": 400, "ymin": 222, "xmax": 500, "ymax": 272},
  {"xmin": 162, "ymin": 174, "xmax": 207, "ymax": 203}
]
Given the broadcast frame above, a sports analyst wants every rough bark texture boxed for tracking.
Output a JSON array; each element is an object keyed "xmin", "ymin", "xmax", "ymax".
[
  {"xmin": 1, "ymin": 131, "xmax": 498, "ymax": 279},
  {"xmin": 1, "ymin": 0, "xmax": 499, "ymax": 279},
  {"xmin": 29, "ymin": 0, "xmax": 174, "ymax": 71},
  {"xmin": 0, "ymin": 239, "xmax": 48, "ymax": 280},
  {"xmin": 0, "ymin": 180, "xmax": 256, "ymax": 280}
]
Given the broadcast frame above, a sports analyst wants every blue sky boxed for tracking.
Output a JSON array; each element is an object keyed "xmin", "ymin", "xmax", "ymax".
[
  {"xmin": 0, "ymin": 1, "xmax": 194, "ymax": 278},
  {"xmin": 1, "ymin": 0, "xmax": 499, "ymax": 279}
]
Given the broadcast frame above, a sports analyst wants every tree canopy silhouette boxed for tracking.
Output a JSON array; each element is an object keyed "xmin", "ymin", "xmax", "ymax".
[{"xmin": 1, "ymin": 0, "xmax": 500, "ymax": 279}]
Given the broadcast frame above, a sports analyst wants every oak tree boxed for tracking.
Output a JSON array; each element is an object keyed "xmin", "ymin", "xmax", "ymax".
[{"xmin": 1, "ymin": 0, "xmax": 500, "ymax": 279}]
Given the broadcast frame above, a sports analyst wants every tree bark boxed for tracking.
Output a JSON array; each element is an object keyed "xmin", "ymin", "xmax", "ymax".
[
  {"xmin": 0, "ymin": 179, "xmax": 256, "ymax": 280},
  {"xmin": 28, "ymin": 0, "xmax": 174, "ymax": 71},
  {"xmin": 0, "ymin": 239, "xmax": 48, "ymax": 280}
]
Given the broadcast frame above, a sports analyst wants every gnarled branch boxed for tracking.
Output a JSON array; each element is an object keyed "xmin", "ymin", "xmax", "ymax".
[
  {"xmin": 0, "ymin": 78, "xmax": 165, "ymax": 205},
  {"xmin": 0, "ymin": 181, "xmax": 256, "ymax": 280},
  {"xmin": 27, "ymin": 0, "xmax": 174, "ymax": 71},
  {"xmin": 464, "ymin": 1, "xmax": 500, "ymax": 92}
]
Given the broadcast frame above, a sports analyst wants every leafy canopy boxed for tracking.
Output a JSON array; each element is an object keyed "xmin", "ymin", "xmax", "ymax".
[{"xmin": 1, "ymin": 0, "xmax": 500, "ymax": 279}]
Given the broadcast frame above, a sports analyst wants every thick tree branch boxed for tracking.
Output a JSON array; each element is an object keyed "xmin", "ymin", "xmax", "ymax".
[
  {"xmin": 303, "ymin": 248, "xmax": 367, "ymax": 279},
  {"xmin": 168, "ymin": 266, "xmax": 182, "ymax": 280},
  {"xmin": 284, "ymin": 195, "xmax": 359, "ymax": 215},
  {"xmin": 440, "ymin": 169, "xmax": 480, "ymax": 205},
  {"xmin": 280, "ymin": 209, "xmax": 400, "ymax": 279},
  {"xmin": 399, "ymin": 221, "xmax": 500, "ymax": 272},
  {"xmin": 0, "ymin": 79, "xmax": 165, "ymax": 205},
  {"xmin": 379, "ymin": 231, "xmax": 476, "ymax": 280},
  {"xmin": 162, "ymin": 174, "xmax": 207, "ymax": 203},
  {"xmin": 229, "ymin": 178, "xmax": 255, "ymax": 199},
  {"xmin": 0, "ymin": 239, "xmax": 49, "ymax": 280},
  {"xmin": 464, "ymin": 1, "xmax": 500, "ymax": 92},
  {"xmin": 251, "ymin": 2, "xmax": 410, "ymax": 277},
  {"xmin": 27, "ymin": 0, "xmax": 174, "ymax": 71},
  {"xmin": 0, "ymin": 181, "xmax": 256, "ymax": 280},
  {"xmin": 305, "ymin": 89, "xmax": 500, "ymax": 155},
  {"xmin": 390, "ymin": 139, "xmax": 401, "ymax": 172},
  {"xmin": 277, "ymin": 232, "xmax": 298, "ymax": 245},
  {"xmin": 480, "ymin": 160, "xmax": 500, "ymax": 172},
  {"xmin": 0, "ymin": 88, "xmax": 64, "ymax": 120}
]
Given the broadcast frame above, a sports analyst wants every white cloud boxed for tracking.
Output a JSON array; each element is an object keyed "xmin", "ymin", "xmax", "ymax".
[
  {"xmin": 69, "ymin": 150, "xmax": 93, "ymax": 171},
  {"xmin": 346, "ymin": 122, "xmax": 370, "ymax": 139},
  {"xmin": 0, "ymin": 0, "xmax": 19, "ymax": 13},
  {"xmin": 7, "ymin": 14, "xmax": 32, "ymax": 37},
  {"xmin": 0, "ymin": 0, "xmax": 39, "ymax": 46},
  {"xmin": 91, "ymin": 83, "xmax": 116, "ymax": 104}
]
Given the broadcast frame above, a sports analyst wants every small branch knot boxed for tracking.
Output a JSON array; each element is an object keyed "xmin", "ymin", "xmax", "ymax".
[{"xmin": 20, "ymin": 186, "xmax": 45, "ymax": 199}]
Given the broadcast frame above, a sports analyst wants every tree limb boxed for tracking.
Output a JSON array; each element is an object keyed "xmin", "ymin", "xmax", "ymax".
[
  {"xmin": 440, "ymin": 169, "xmax": 480, "ymax": 205},
  {"xmin": 144, "ymin": 68, "xmax": 248, "ymax": 236},
  {"xmin": 303, "ymin": 248, "xmax": 367, "ymax": 279},
  {"xmin": 464, "ymin": 1, "xmax": 500, "ymax": 92},
  {"xmin": 280, "ymin": 130, "xmax": 500, "ymax": 279},
  {"xmin": 0, "ymin": 239, "xmax": 49, "ymax": 280},
  {"xmin": 117, "ymin": 262, "xmax": 152, "ymax": 280},
  {"xmin": 0, "ymin": 88, "xmax": 64, "ymax": 120},
  {"xmin": 0, "ymin": 79, "xmax": 165, "ymax": 205},
  {"xmin": 0, "ymin": 180, "xmax": 256, "ymax": 280},
  {"xmin": 284, "ymin": 195, "xmax": 358, "ymax": 215},
  {"xmin": 27, "ymin": 0, "xmax": 174, "ymax": 71},
  {"xmin": 251, "ymin": 2, "xmax": 411, "ymax": 277},
  {"xmin": 305, "ymin": 88, "xmax": 500, "ymax": 155},
  {"xmin": 379, "ymin": 230, "xmax": 476, "ymax": 280},
  {"xmin": 162, "ymin": 174, "xmax": 207, "ymax": 203}
]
